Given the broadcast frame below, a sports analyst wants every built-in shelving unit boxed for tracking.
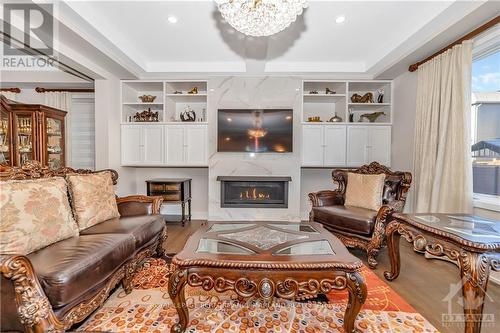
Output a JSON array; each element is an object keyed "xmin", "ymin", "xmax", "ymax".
[
  {"xmin": 121, "ymin": 80, "xmax": 208, "ymax": 123},
  {"xmin": 120, "ymin": 80, "xmax": 209, "ymax": 167},
  {"xmin": 301, "ymin": 80, "xmax": 393, "ymax": 168}
]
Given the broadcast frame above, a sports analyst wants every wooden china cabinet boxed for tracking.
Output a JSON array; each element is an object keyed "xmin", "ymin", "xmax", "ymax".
[{"xmin": 0, "ymin": 95, "xmax": 66, "ymax": 168}]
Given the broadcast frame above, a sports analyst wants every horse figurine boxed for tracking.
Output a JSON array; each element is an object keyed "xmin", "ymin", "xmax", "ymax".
[{"xmin": 359, "ymin": 112, "xmax": 386, "ymax": 123}]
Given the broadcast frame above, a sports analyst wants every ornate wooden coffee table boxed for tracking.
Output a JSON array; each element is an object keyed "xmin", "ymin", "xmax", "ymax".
[
  {"xmin": 168, "ymin": 222, "xmax": 367, "ymax": 333},
  {"xmin": 384, "ymin": 213, "xmax": 500, "ymax": 333}
]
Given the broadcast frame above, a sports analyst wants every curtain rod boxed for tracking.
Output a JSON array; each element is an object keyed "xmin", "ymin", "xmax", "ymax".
[
  {"xmin": 409, "ymin": 15, "xmax": 499, "ymax": 72},
  {"xmin": 0, "ymin": 88, "xmax": 21, "ymax": 93},
  {"xmin": 35, "ymin": 87, "xmax": 94, "ymax": 93}
]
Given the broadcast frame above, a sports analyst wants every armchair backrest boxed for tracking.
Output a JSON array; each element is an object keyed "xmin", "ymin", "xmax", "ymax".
[{"xmin": 332, "ymin": 162, "xmax": 412, "ymax": 212}]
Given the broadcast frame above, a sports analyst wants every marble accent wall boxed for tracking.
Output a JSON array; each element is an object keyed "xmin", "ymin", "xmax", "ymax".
[{"xmin": 207, "ymin": 77, "xmax": 302, "ymax": 221}]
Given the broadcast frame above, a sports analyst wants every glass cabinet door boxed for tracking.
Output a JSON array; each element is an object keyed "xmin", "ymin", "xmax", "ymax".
[
  {"xmin": 0, "ymin": 110, "xmax": 11, "ymax": 165},
  {"xmin": 14, "ymin": 114, "xmax": 34, "ymax": 166},
  {"xmin": 45, "ymin": 116, "xmax": 64, "ymax": 169}
]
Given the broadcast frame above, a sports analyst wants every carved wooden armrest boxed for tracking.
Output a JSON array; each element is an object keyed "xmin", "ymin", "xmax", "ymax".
[
  {"xmin": 308, "ymin": 190, "xmax": 344, "ymax": 207},
  {"xmin": 385, "ymin": 199, "xmax": 406, "ymax": 213},
  {"xmin": 116, "ymin": 195, "xmax": 164, "ymax": 216},
  {"xmin": 0, "ymin": 254, "xmax": 64, "ymax": 332}
]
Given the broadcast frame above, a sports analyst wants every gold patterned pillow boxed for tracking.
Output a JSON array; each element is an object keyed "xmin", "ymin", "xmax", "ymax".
[
  {"xmin": 0, "ymin": 178, "xmax": 79, "ymax": 255},
  {"xmin": 66, "ymin": 172, "xmax": 120, "ymax": 231},
  {"xmin": 344, "ymin": 172, "xmax": 386, "ymax": 211}
]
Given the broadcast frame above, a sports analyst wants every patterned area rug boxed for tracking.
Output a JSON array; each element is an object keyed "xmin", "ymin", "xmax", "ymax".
[{"xmin": 79, "ymin": 258, "xmax": 438, "ymax": 332}]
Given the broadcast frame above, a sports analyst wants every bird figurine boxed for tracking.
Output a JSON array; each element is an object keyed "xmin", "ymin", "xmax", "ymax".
[{"xmin": 359, "ymin": 112, "xmax": 386, "ymax": 123}]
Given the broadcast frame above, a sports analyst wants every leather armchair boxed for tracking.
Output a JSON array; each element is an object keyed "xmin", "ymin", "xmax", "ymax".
[{"xmin": 309, "ymin": 162, "xmax": 412, "ymax": 268}]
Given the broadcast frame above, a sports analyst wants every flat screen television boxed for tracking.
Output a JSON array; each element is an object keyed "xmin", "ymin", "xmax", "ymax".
[{"xmin": 218, "ymin": 109, "xmax": 293, "ymax": 153}]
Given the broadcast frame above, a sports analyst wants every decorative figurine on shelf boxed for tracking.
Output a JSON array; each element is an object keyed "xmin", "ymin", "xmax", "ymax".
[
  {"xmin": 138, "ymin": 95, "xmax": 156, "ymax": 103},
  {"xmin": 173, "ymin": 90, "xmax": 182, "ymax": 94},
  {"xmin": 377, "ymin": 89, "xmax": 384, "ymax": 103},
  {"xmin": 359, "ymin": 112, "xmax": 386, "ymax": 123},
  {"xmin": 180, "ymin": 105, "xmax": 196, "ymax": 122},
  {"xmin": 351, "ymin": 92, "xmax": 374, "ymax": 103},
  {"xmin": 307, "ymin": 116, "xmax": 321, "ymax": 122},
  {"xmin": 133, "ymin": 108, "xmax": 159, "ymax": 122},
  {"xmin": 325, "ymin": 87, "xmax": 336, "ymax": 94},
  {"xmin": 328, "ymin": 112, "xmax": 343, "ymax": 122},
  {"xmin": 308, "ymin": 90, "xmax": 319, "ymax": 94},
  {"xmin": 348, "ymin": 108, "xmax": 354, "ymax": 122},
  {"xmin": 188, "ymin": 87, "xmax": 198, "ymax": 94}
]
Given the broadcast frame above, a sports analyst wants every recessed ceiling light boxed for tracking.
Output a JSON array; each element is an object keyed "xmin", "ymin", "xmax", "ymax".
[
  {"xmin": 335, "ymin": 15, "xmax": 346, "ymax": 24},
  {"xmin": 167, "ymin": 16, "xmax": 178, "ymax": 24}
]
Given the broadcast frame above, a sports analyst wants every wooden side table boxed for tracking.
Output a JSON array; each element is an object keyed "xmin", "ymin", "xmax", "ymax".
[
  {"xmin": 384, "ymin": 213, "xmax": 500, "ymax": 333},
  {"xmin": 146, "ymin": 178, "xmax": 192, "ymax": 226}
]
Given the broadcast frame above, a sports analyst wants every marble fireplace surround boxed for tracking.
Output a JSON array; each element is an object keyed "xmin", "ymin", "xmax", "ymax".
[{"xmin": 208, "ymin": 76, "xmax": 302, "ymax": 221}]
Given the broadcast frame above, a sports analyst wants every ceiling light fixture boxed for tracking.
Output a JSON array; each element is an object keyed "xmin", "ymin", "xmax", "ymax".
[
  {"xmin": 215, "ymin": 0, "xmax": 308, "ymax": 37},
  {"xmin": 167, "ymin": 16, "xmax": 178, "ymax": 24},
  {"xmin": 335, "ymin": 15, "xmax": 346, "ymax": 24}
]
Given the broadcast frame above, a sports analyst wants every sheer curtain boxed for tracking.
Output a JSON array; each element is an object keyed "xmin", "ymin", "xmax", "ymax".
[
  {"xmin": 413, "ymin": 41, "xmax": 473, "ymax": 213},
  {"xmin": 44, "ymin": 92, "xmax": 72, "ymax": 166}
]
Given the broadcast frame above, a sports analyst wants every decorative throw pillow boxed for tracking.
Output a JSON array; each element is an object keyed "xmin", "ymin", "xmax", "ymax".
[
  {"xmin": 344, "ymin": 172, "xmax": 386, "ymax": 211},
  {"xmin": 66, "ymin": 171, "xmax": 120, "ymax": 231},
  {"xmin": 0, "ymin": 177, "xmax": 79, "ymax": 255}
]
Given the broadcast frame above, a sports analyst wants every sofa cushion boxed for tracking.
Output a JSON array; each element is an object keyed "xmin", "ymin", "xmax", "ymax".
[
  {"xmin": 66, "ymin": 171, "xmax": 120, "ymax": 231},
  {"xmin": 345, "ymin": 172, "xmax": 386, "ymax": 211},
  {"xmin": 80, "ymin": 215, "xmax": 165, "ymax": 249},
  {"xmin": 27, "ymin": 234, "xmax": 134, "ymax": 308},
  {"xmin": 0, "ymin": 178, "xmax": 79, "ymax": 255},
  {"xmin": 312, "ymin": 205, "xmax": 377, "ymax": 236}
]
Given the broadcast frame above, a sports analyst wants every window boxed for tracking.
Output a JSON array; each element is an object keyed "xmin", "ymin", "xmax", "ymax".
[{"xmin": 471, "ymin": 48, "xmax": 500, "ymax": 211}]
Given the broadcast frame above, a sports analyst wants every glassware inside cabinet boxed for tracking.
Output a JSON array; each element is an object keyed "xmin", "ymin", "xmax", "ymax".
[
  {"xmin": 16, "ymin": 115, "xmax": 33, "ymax": 165},
  {"xmin": 0, "ymin": 110, "xmax": 10, "ymax": 165},
  {"xmin": 46, "ymin": 117, "xmax": 63, "ymax": 169}
]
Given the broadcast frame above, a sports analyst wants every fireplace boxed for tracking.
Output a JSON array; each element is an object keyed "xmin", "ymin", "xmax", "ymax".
[{"xmin": 217, "ymin": 176, "xmax": 291, "ymax": 208}]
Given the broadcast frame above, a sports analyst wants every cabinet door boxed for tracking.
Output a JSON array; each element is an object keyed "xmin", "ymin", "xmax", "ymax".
[
  {"xmin": 302, "ymin": 125, "xmax": 324, "ymax": 166},
  {"xmin": 121, "ymin": 125, "xmax": 142, "ymax": 165},
  {"xmin": 164, "ymin": 125, "xmax": 185, "ymax": 165},
  {"xmin": 185, "ymin": 125, "xmax": 207, "ymax": 166},
  {"xmin": 324, "ymin": 125, "xmax": 346, "ymax": 166},
  {"xmin": 368, "ymin": 126, "xmax": 391, "ymax": 166},
  {"xmin": 347, "ymin": 126, "xmax": 369, "ymax": 166},
  {"xmin": 143, "ymin": 125, "xmax": 164, "ymax": 165},
  {"xmin": 44, "ymin": 115, "xmax": 65, "ymax": 168}
]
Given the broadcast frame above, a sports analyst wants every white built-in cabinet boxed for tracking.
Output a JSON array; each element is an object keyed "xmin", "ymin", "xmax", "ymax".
[
  {"xmin": 121, "ymin": 124, "xmax": 207, "ymax": 166},
  {"xmin": 301, "ymin": 80, "xmax": 393, "ymax": 167},
  {"xmin": 120, "ymin": 80, "xmax": 208, "ymax": 167},
  {"xmin": 302, "ymin": 125, "xmax": 346, "ymax": 167},
  {"xmin": 347, "ymin": 126, "xmax": 391, "ymax": 166}
]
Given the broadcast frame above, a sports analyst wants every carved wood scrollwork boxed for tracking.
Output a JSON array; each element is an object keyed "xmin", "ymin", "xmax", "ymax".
[
  {"xmin": 0, "ymin": 255, "xmax": 64, "ymax": 332},
  {"xmin": 0, "ymin": 160, "xmax": 119, "ymax": 184}
]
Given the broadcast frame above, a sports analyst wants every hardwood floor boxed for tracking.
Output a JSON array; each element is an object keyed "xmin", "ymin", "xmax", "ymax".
[{"xmin": 163, "ymin": 220, "xmax": 500, "ymax": 333}]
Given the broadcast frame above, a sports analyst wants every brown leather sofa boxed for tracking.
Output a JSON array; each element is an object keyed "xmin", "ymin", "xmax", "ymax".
[
  {"xmin": 0, "ymin": 163, "xmax": 167, "ymax": 333},
  {"xmin": 309, "ymin": 162, "xmax": 412, "ymax": 268}
]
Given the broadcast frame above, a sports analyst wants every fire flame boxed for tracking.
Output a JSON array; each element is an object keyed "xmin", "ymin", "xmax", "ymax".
[{"xmin": 240, "ymin": 188, "xmax": 271, "ymax": 200}]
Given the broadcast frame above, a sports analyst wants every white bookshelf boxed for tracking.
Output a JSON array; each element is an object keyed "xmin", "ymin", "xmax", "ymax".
[
  {"xmin": 121, "ymin": 80, "xmax": 208, "ymax": 124},
  {"xmin": 301, "ymin": 80, "xmax": 393, "ymax": 167}
]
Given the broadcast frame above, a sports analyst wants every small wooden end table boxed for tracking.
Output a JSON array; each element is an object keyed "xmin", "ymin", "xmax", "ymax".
[
  {"xmin": 146, "ymin": 178, "xmax": 191, "ymax": 226},
  {"xmin": 384, "ymin": 213, "xmax": 500, "ymax": 333},
  {"xmin": 168, "ymin": 222, "xmax": 367, "ymax": 333}
]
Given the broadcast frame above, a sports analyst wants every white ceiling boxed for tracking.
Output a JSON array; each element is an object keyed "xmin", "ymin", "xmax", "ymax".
[{"xmin": 61, "ymin": 0, "xmax": 494, "ymax": 78}]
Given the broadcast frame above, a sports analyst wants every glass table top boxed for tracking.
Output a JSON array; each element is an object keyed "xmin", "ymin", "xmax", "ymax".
[
  {"xmin": 411, "ymin": 214, "xmax": 500, "ymax": 243},
  {"xmin": 196, "ymin": 223, "xmax": 335, "ymax": 256}
]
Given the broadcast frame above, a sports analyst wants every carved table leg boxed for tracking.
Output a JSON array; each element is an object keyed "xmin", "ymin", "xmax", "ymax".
[
  {"xmin": 458, "ymin": 252, "xmax": 491, "ymax": 333},
  {"xmin": 384, "ymin": 222, "xmax": 401, "ymax": 281},
  {"xmin": 168, "ymin": 269, "xmax": 188, "ymax": 333},
  {"xmin": 344, "ymin": 272, "xmax": 367, "ymax": 333}
]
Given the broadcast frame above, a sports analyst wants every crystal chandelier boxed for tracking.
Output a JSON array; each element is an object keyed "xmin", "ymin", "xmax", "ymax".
[{"xmin": 215, "ymin": 0, "xmax": 308, "ymax": 37}]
